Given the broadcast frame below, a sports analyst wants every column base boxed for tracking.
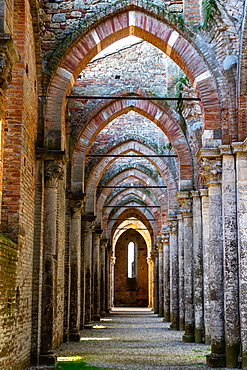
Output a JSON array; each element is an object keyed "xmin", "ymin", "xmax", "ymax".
[
  {"xmin": 205, "ymin": 334, "xmax": 211, "ymax": 345},
  {"xmin": 93, "ymin": 314, "xmax": 101, "ymax": 322},
  {"xmin": 39, "ymin": 352, "xmax": 57, "ymax": 366},
  {"xmin": 225, "ymin": 343, "xmax": 241, "ymax": 368},
  {"xmin": 182, "ymin": 333, "xmax": 195, "ymax": 343},
  {"xmin": 179, "ymin": 318, "xmax": 185, "ymax": 331},
  {"xmin": 206, "ymin": 353, "xmax": 226, "ymax": 368},
  {"xmin": 84, "ymin": 322, "xmax": 93, "ymax": 329},
  {"xmin": 195, "ymin": 328, "xmax": 204, "ymax": 343},
  {"xmin": 69, "ymin": 332, "xmax": 81, "ymax": 342},
  {"xmin": 169, "ymin": 322, "xmax": 179, "ymax": 330},
  {"xmin": 163, "ymin": 313, "xmax": 170, "ymax": 322},
  {"xmin": 100, "ymin": 311, "xmax": 106, "ymax": 317},
  {"xmin": 63, "ymin": 332, "xmax": 69, "ymax": 342}
]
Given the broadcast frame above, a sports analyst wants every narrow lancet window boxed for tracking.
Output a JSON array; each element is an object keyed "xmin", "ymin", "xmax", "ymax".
[{"xmin": 128, "ymin": 241, "xmax": 136, "ymax": 278}]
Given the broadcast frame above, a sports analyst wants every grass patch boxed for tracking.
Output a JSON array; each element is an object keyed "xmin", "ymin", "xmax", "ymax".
[{"xmin": 56, "ymin": 356, "xmax": 109, "ymax": 369}]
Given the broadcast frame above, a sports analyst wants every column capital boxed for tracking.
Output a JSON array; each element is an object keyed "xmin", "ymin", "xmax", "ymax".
[
  {"xmin": 176, "ymin": 191, "xmax": 193, "ymax": 216},
  {"xmin": 71, "ymin": 200, "xmax": 84, "ymax": 216},
  {"xmin": 45, "ymin": 161, "xmax": 64, "ymax": 187},
  {"xmin": 83, "ymin": 215, "xmax": 96, "ymax": 232},
  {"xmin": 232, "ymin": 138, "xmax": 247, "ymax": 153},
  {"xmin": 219, "ymin": 145, "xmax": 233, "ymax": 156},
  {"xmin": 156, "ymin": 236, "xmax": 163, "ymax": 252},
  {"xmin": 161, "ymin": 232, "xmax": 169, "ymax": 245},
  {"xmin": 94, "ymin": 228, "xmax": 103, "ymax": 236},
  {"xmin": 167, "ymin": 215, "xmax": 178, "ymax": 234},
  {"xmin": 191, "ymin": 190, "xmax": 200, "ymax": 198},
  {"xmin": 200, "ymin": 188, "xmax": 208, "ymax": 197}
]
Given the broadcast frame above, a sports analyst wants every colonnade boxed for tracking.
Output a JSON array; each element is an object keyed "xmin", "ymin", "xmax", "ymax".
[
  {"xmin": 154, "ymin": 145, "xmax": 247, "ymax": 368},
  {"xmin": 37, "ymin": 142, "xmax": 247, "ymax": 369}
]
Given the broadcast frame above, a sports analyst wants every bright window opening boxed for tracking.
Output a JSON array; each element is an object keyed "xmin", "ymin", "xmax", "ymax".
[{"xmin": 128, "ymin": 241, "xmax": 136, "ymax": 278}]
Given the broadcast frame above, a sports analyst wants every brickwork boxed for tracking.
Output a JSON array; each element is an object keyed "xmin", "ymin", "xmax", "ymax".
[
  {"xmin": 114, "ymin": 229, "xmax": 148, "ymax": 307},
  {"xmin": 0, "ymin": 0, "xmax": 38, "ymax": 367}
]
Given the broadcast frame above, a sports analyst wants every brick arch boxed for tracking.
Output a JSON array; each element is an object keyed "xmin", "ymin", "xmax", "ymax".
[
  {"xmin": 108, "ymin": 208, "xmax": 158, "ymax": 237},
  {"xmin": 85, "ymin": 143, "xmax": 177, "ymax": 212},
  {"xmin": 45, "ymin": 7, "xmax": 223, "ymax": 151},
  {"xmin": 101, "ymin": 197, "xmax": 160, "ymax": 230},
  {"xmin": 99, "ymin": 190, "xmax": 162, "ymax": 230},
  {"xmin": 86, "ymin": 139, "xmax": 178, "ymax": 191},
  {"xmin": 89, "ymin": 169, "xmax": 168, "ymax": 231},
  {"xmin": 112, "ymin": 221, "xmax": 153, "ymax": 257},
  {"xmin": 72, "ymin": 102, "xmax": 190, "ymax": 192}
]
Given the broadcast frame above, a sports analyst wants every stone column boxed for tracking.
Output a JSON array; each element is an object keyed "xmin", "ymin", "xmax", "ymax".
[
  {"xmin": 191, "ymin": 190, "xmax": 204, "ymax": 343},
  {"xmin": 41, "ymin": 161, "xmax": 64, "ymax": 363},
  {"xmin": 232, "ymin": 143, "xmax": 247, "ymax": 367},
  {"xmin": 199, "ymin": 150, "xmax": 225, "ymax": 367},
  {"xmin": 167, "ymin": 215, "xmax": 179, "ymax": 330},
  {"xmin": 147, "ymin": 256, "xmax": 153, "ymax": 308},
  {"xmin": 92, "ymin": 228, "xmax": 103, "ymax": 321},
  {"xmin": 200, "ymin": 189, "xmax": 211, "ymax": 344},
  {"xmin": 109, "ymin": 250, "xmax": 116, "ymax": 308},
  {"xmin": 161, "ymin": 229, "xmax": 170, "ymax": 322},
  {"xmin": 151, "ymin": 248, "xmax": 159, "ymax": 313},
  {"xmin": 156, "ymin": 237, "xmax": 164, "ymax": 317},
  {"xmin": 69, "ymin": 199, "xmax": 84, "ymax": 341},
  {"xmin": 84, "ymin": 216, "xmax": 95, "ymax": 328},
  {"xmin": 177, "ymin": 192, "xmax": 195, "ymax": 342},
  {"xmin": 177, "ymin": 214, "xmax": 185, "ymax": 331},
  {"xmin": 220, "ymin": 145, "xmax": 240, "ymax": 367},
  {"xmin": 100, "ymin": 240, "xmax": 108, "ymax": 317}
]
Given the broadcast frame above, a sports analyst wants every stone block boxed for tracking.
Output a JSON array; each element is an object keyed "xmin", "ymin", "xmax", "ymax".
[{"xmin": 52, "ymin": 13, "xmax": 66, "ymax": 23}]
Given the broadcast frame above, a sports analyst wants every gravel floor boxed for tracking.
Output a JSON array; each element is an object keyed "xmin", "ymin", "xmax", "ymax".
[{"xmin": 29, "ymin": 308, "xmax": 237, "ymax": 370}]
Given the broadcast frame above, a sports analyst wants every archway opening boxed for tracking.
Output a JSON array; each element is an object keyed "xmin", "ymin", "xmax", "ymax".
[{"xmin": 114, "ymin": 229, "xmax": 148, "ymax": 307}]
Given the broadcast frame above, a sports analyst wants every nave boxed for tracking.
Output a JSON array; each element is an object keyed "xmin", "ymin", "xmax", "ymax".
[{"xmin": 29, "ymin": 309, "xmax": 236, "ymax": 370}]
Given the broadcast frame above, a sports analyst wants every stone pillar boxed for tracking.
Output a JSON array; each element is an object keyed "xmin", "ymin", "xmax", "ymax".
[
  {"xmin": 199, "ymin": 150, "xmax": 225, "ymax": 367},
  {"xmin": 100, "ymin": 240, "xmax": 108, "ymax": 317},
  {"xmin": 161, "ymin": 229, "xmax": 170, "ymax": 322},
  {"xmin": 106, "ymin": 247, "xmax": 111, "ymax": 313},
  {"xmin": 151, "ymin": 248, "xmax": 159, "ymax": 314},
  {"xmin": 177, "ymin": 214, "xmax": 185, "ymax": 331},
  {"xmin": 167, "ymin": 215, "xmax": 179, "ymax": 330},
  {"xmin": 156, "ymin": 237, "xmax": 164, "ymax": 317},
  {"xmin": 109, "ymin": 250, "xmax": 116, "ymax": 308},
  {"xmin": 92, "ymin": 228, "xmax": 103, "ymax": 321},
  {"xmin": 232, "ymin": 142, "xmax": 247, "ymax": 367},
  {"xmin": 147, "ymin": 256, "xmax": 153, "ymax": 308},
  {"xmin": 200, "ymin": 188, "xmax": 211, "ymax": 344},
  {"xmin": 40, "ymin": 161, "xmax": 64, "ymax": 363},
  {"xmin": 69, "ymin": 199, "xmax": 84, "ymax": 341},
  {"xmin": 84, "ymin": 216, "xmax": 95, "ymax": 327},
  {"xmin": 220, "ymin": 145, "xmax": 240, "ymax": 367},
  {"xmin": 191, "ymin": 190, "xmax": 204, "ymax": 343},
  {"xmin": 177, "ymin": 192, "xmax": 195, "ymax": 342}
]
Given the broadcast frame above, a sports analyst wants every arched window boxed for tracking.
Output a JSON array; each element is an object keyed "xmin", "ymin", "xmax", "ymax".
[{"xmin": 128, "ymin": 241, "xmax": 136, "ymax": 278}]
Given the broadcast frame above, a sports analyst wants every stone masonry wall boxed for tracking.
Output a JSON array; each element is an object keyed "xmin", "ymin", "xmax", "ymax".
[{"xmin": 40, "ymin": 0, "xmax": 183, "ymax": 60}]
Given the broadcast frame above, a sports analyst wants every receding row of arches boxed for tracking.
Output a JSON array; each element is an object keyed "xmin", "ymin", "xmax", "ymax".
[{"xmin": 2, "ymin": 1, "xmax": 247, "ymax": 369}]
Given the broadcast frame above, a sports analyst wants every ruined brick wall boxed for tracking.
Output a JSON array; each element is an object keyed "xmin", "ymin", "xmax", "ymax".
[
  {"xmin": 0, "ymin": 0, "xmax": 38, "ymax": 367},
  {"xmin": 114, "ymin": 229, "xmax": 148, "ymax": 307}
]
